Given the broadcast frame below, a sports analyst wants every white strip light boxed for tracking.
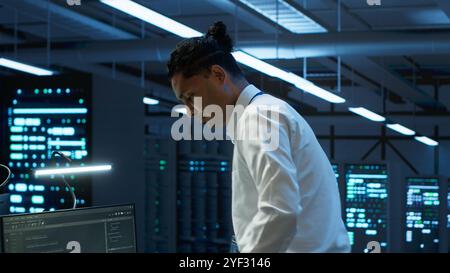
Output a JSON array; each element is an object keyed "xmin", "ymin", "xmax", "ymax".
[
  {"xmin": 35, "ymin": 165, "xmax": 112, "ymax": 177},
  {"xmin": 293, "ymin": 80, "xmax": 346, "ymax": 104},
  {"xmin": 386, "ymin": 123, "xmax": 415, "ymax": 136},
  {"xmin": 0, "ymin": 58, "xmax": 53, "ymax": 76},
  {"xmin": 348, "ymin": 107, "xmax": 386, "ymax": 122},
  {"xmin": 100, "ymin": 1, "xmax": 345, "ymax": 104},
  {"xmin": 99, "ymin": 0, "xmax": 202, "ymax": 38},
  {"xmin": 231, "ymin": 51, "xmax": 297, "ymax": 84},
  {"xmin": 414, "ymin": 136, "xmax": 439, "ymax": 147},
  {"xmin": 143, "ymin": 97, "xmax": 160, "ymax": 105},
  {"xmin": 232, "ymin": 51, "xmax": 345, "ymax": 103}
]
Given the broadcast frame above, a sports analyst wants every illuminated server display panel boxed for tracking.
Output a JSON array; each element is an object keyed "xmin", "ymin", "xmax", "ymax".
[
  {"xmin": 344, "ymin": 164, "xmax": 388, "ymax": 252},
  {"xmin": 404, "ymin": 177, "xmax": 440, "ymax": 252},
  {"xmin": 0, "ymin": 75, "xmax": 92, "ymax": 214}
]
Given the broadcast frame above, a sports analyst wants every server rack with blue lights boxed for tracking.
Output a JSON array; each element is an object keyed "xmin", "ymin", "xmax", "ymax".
[
  {"xmin": 0, "ymin": 75, "xmax": 92, "ymax": 214},
  {"xmin": 343, "ymin": 163, "xmax": 389, "ymax": 253},
  {"xmin": 144, "ymin": 136, "xmax": 177, "ymax": 252},
  {"xmin": 403, "ymin": 177, "xmax": 442, "ymax": 252},
  {"xmin": 144, "ymin": 115, "xmax": 233, "ymax": 252},
  {"xmin": 177, "ymin": 140, "xmax": 233, "ymax": 253}
]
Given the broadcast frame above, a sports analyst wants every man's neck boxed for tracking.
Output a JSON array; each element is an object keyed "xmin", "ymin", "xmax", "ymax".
[{"xmin": 231, "ymin": 78, "xmax": 250, "ymax": 105}]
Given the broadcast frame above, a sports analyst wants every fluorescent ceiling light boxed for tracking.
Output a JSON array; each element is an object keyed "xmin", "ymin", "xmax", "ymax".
[
  {"xmin": 294, "ymin": 82, "xmax": 346, "ymax": 104},
  {"xmin": 35, "ymin": 165, "xmax": 112, "ymax": 177},
  {"xmin": 232, "ymin": 51, "xmax": 296, "ymax": 83},
  {"xmin": 143, "ymin": 97, "xmax": 160, "ymax": 105},
  {"xmin": 0, "ymin": 58, "xmax": 53, "ymax": 76},
  {"xmin": 386, "ymin": 123, "xmax": 415, "ymax": 136},
  {"xmin": 414, "ymin": 136, "xmax": 438, "ymax": 147},
  {"xmin": 349, "ymin": 107, "xmax": 386, "ymax": 122},
  {"xmin": 232, "ymin": 51, "xmax": 345, "ymax": 103},
  {"xmin": 100, "ymin": 0, "xmax": 202, "ymax": 38},
  {"xmin": 238, "ymin": 0, "xmax": 327, "ymax": 34}
]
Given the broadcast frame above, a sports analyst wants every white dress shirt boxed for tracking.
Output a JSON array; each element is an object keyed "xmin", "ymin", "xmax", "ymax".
[{"xmin": 226, "ymin": 84, "xmax": 350, "ymax": 253}]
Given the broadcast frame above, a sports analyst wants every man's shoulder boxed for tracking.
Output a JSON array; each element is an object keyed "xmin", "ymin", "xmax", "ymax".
[{"xmin": 248, "ymin": 94, "xmax": 301, "ymax": 120}]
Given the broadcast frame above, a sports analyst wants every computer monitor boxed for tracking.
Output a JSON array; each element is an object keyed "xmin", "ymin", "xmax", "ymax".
[{"xmin": 0, "ymin": 204, "xmax": 136, "ymax": 253}]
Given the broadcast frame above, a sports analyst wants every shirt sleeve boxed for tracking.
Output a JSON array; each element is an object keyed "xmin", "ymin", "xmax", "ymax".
[{"xmin": 235, "ymin": 107, "xmax": 302, "ymax": 253}]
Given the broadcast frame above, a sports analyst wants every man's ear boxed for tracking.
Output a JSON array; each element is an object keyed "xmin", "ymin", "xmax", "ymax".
[{"xmin": 210, "ymin": 65, "xmax": 227, "ymax": 84}]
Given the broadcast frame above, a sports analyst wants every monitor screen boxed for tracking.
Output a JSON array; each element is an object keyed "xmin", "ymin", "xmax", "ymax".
[
  {"xmin": 343, "ymin": 163, "xmax": 388, "ymax": 253},
  {"xmin": 0, "ymin": 75, "xmax": 91, "ymax": 213},
  {"xmin": 404, "ymin": 177, "xmax": 440, "ymax": 252},
  {"xmin": 1, "ymin": 204, "xmax": 136, "ymax": 253}
]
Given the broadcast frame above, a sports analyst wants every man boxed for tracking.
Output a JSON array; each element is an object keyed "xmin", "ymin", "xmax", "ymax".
[{"xmin": 167, "ymin": 21, "xmax": 350, "ymax": 253}]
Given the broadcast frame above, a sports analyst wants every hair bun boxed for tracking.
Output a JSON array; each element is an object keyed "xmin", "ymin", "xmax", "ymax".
[{"xmin": 206, "ymin": 21, "xmax": 233, "ymax": 53}]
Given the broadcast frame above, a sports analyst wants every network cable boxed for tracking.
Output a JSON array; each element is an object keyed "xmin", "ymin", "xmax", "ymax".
[
  {"xmin": 0, "ymin": 164, "xmax": 11, "ymax": 190},
  {"xmin": 51, "ymin": 151, "xmax": 77, "ymax": 209}
]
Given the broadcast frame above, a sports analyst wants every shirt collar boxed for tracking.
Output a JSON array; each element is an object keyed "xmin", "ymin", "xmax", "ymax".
[
  {"xmin": 226, "ymin": 84, "xmax": 261, "ymax": 143},
  {"xmin": 234, "ymin": 84, "xmax": 261, "ymax": 110}
]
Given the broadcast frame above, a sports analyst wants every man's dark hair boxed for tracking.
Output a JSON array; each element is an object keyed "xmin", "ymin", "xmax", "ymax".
[{"xmin": 167, "ymin": 21, "xmax": 244, "ymax": 79}]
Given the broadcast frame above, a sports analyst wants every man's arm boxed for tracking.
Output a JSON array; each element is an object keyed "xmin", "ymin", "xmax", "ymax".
[{"xmin": 236, "ymin": 109, "xmax": 302, "ymax": 253}]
